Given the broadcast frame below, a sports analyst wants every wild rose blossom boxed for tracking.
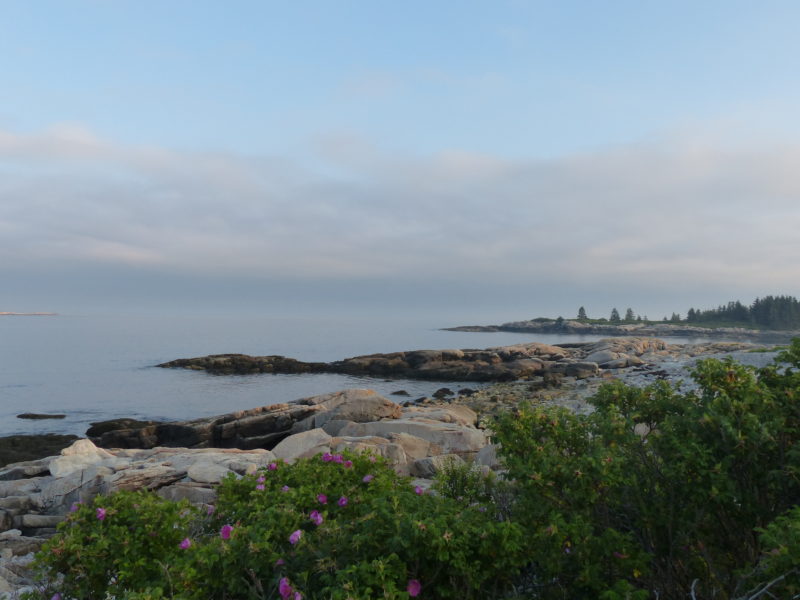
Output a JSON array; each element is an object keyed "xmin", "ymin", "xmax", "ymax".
[
  {"xmin": 337, "ymin": 496, "xmax": 348, "ymax": 507},
  {"xmin": 332, "ymin": 454, "xmax": 344, "ymax": 464},
  {"xmin": 309, "ymin": 510, "xmax": 323, "ymax": 525},
  {"xmin": 207, "ymin": 504, "xmax": 215, "ymax": 516},
  {"xmin": 256, "ymin": 483, "xmax": 265, "ymax": 491},
  {"xmin": 51, "ymin": 594, "xmax": 62, "ymax": 600},
  {"xmin": 275, "ymin": 557, "xmax": 285, "ymax": 566},
  {"xmin": 281, "ymin": 485, "xmax": 290, "ymax": 492},
  {"xmin": 96, "ymin": 507, "xmax": 106, "ymax": 521},
  {"xmin": 322, "ymin": 452, "xmax": 333, "ymax": 462},
  {"xmin": 414, "ymin": 486, "xmax": 424, "ymax": 495},
  {"xmin": 317, "ymin": 494, "xmax": 327, "ymax": 504},
  {"xmin": 257, "ymin": 475, "xmax": 266, "ymax": 483},
  {"xmin": 69, "ymin": 502, "xmax": 81, "ymax": 513},
  {"xmin": 220, "ymin": 524, "xmax": 233, "ymax": 540},
  {"xmin": 294, "ymin": 592, "xmax": 302, "ymax": 600},
  {"xmin": 343, "ymin": 460, "xmax": 353, "ymax": 468},
  {"xmin": 407, "ymin": 579, "xmax": 422, "ymax": 597},
  {"xmin": 289, "ymin": 529, "xmax": 302, "ymax": 545},
  {"xmin": 278, "ymin": 577, "xmax": 293, "ymax": 599},
  {"xmin": 268, "ymin": 462, "xmax": 278, "ymax": 471},
  {"xmin": 179, "ymin": 538, "xmax": 192, "ymax": 549},
  {"xmin": 362, "ymin": 474, "xmax": 374, "ymax": 483}
]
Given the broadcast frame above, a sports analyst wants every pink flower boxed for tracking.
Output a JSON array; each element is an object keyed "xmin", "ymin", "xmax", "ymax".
[
  {"xmin": 281, "ymin": 485, "xmax": 290, "ymax": 492},
  {"xmin": 289, "ymin": 529, "xmax": 302, "ymax": 545},
  {"xmin": 268, "ymin": 462, "xmax": 278, "ymax": 471},
  {"xmin": 362, "ymin": 474, "xmax": 374, "ymax": 483},
  {"xmin": 294, "ymin": 593, "xmax": 302, "ymax": 600},
  {"xmin": 317, "ymin": 494, "xmax": 328, "ymax": 504},
  {"xmin": 322, "ymin": 452, "xmax": 333, "ymax": 462},
  {"xmin": 414, "ymin": 486, "xmax": 424, "ymax": 495},
  {"xmin": 309, "ymin": 510, "xmax": 323, "ymax": 525},
  {"xmin": 333, "ymin": 454, "xmax": 344, "ymax": 464},
  {"xmin": 51, "ymin": 594, "xmax": 62, "ymax": 600},
  {"xmin": 207, "ymin": 504, "xmax": 215, "ymax": 515},
  {"xmin": 96, "ymin": 507, "xmax": 106, "ymax": 521},
  {"xmin": 220, "ymin": 524, "xmax": 233, "ymax": 540},
  {"xmin": 257, "ymin": 475, "xmax": 266, "ymax": 483},
  {"xmin": 278, "ymin": 577, "xmax": 293, "ymax": 599},
  {"xmin": 407, "ymin": 579, "xmax": 422, "ymax": 597},
  {"xmin": 275, "ymin": 557, "xmax": 285, "ymax": 566},
  {"xmin": 343, "ymin": 460, "xmax": 353, "ymax": 468},
  {"xmin": 337, "ymin": 496, "xmax": 348, "ymax": 507},
  {"xmin": 179, "ymin": 538, "xmax": 191, "ymax": 549},
  {"xmin": 369, "ymin": 455, "xmax": 377, "ymax": 463},
  {"xmin": 256, "ymin": 483, "xmax": 265, "ymax": 491}
]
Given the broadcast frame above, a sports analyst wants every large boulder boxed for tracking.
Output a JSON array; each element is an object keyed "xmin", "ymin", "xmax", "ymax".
[
  {"xmin": 48, "ymin": 439, "xmax": 115, "ymax": 478},
  {"xmin": 292, "ymin": 390, "xmax": 402, "ymax": 432},
  {"xmin": 271, "ymin": 429, "xmax": 332, "ymax": 462},
  {"xmin": 336, "ymin": 420, "xmax": 487, "ymax": 456}
]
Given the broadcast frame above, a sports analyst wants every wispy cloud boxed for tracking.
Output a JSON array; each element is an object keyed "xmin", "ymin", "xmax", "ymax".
[{"xmin": 2, "ymin": 124, "xmax": 799, "ymax": 295}]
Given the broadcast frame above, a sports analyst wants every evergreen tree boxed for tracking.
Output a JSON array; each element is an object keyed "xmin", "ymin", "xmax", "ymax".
[
  {"xmin": 577, "ymin": 306, "xmax": 588, "ymax": 320},
  {"xmin": 670, "ymin": 312, "xmax": 681, "ymax": 322},
  {"xmin": 610, "ymin": 308, "xmax": 621, "ymax": 323},
  {"xmin": 624, "ymin": 308, "xmax": 635, "ymax": 322}
]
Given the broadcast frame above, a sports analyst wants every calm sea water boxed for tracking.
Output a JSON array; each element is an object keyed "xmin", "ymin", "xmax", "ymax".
[{"xmin": 0, "ymin": 314, "xmax": 712, "ymax": 437}]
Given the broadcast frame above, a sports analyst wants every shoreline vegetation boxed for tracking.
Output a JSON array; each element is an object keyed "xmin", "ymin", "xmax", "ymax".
[{"xmin": 445, "ymin": 295, "xmax": 800, "ymax": 341}]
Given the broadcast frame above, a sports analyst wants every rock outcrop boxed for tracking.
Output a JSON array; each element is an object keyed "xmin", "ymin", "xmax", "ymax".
[
  {"xmin": 1, "ymin": 390, "xmax": 488, "ymax": 538},
  {"xmin": 157, "ymin": 336, "xmax": 757, "ymax": 383},
  {"xmin": 159, "ymin": 341, "xmax": 588, "ymax": 381}
]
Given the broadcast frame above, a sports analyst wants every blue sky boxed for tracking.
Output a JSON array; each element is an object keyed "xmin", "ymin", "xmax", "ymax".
[{"xmin": 2, "ymin": 1, "xmax": 800, "ymax": 319}]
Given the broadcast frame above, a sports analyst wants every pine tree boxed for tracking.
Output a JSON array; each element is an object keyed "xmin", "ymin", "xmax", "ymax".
[
  {"xmin": 610, "ymin": 308, "xmax": 621, "ymax": 323},
  {"xmin": 624, "ymin": 308, "xmax": 635, "ymax": 322},
  {"xmin": 577, "ymin": 306, "xmax": 588, "ymax": 320}
]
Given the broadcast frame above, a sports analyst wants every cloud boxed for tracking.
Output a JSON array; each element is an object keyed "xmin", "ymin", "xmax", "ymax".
[{"xmin": 1, "ymin": 124, "xmax": 799, "ymax": 296}]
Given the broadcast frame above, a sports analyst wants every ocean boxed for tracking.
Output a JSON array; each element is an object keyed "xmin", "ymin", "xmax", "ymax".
[{"xmin": 0, "ymin": 314, "xmax": 713, "ymax": 438}]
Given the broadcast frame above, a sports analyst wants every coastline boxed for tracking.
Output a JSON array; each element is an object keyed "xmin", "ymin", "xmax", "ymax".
[
  {"xmin": 2, "ymin": 336, "xmax": 774, "ymax": 465},
  {"xmin": 444, "ymin": 319, "xmax": 798, "ymax": 342}
]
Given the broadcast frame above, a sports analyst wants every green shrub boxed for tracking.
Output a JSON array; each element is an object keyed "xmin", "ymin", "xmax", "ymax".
[
  {"xmin": 491, "ymin": 340, "xmax": 800, "ymax": 599},
  {"xmin": 29, "ymin": 452, "xmax": 526, "ymax": 599}
]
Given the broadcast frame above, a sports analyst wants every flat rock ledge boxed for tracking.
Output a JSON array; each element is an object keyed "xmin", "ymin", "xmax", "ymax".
[
  {"xmin": 157, "ymin": 336, "xmax": 761, "ymax": 382},
  {"xmin": 0, "ymin": 389, "xmax": 496, "ymax": 596}
]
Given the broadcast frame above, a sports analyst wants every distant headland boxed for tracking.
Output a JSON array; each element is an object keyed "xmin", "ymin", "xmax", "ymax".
[
  {"xmin": 0, "ymin": 312, "xmax": 57, "ymax": 316},
  {"xmin": 444, "ymin": 295, "xmax": 800, "ymax": 342}
]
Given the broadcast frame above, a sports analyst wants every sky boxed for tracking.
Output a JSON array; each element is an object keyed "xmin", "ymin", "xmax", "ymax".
[{"xmin": 2, "ymin": 0, "xmax": 800, "ymax": 322}]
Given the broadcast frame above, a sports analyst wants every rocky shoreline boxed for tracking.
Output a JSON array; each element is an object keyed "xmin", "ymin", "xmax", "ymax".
[
  {"xmin": 444, "ymin": 319, "xmax": 799, "ymax": 342},
  {"xmin": 0, "ymin": 389, "xmax": 492, "ymax": 596},
  {"xmin": 0, "ymin": 336, "xmax": 777, "ymax": 597},
  {"xmin": 157, "ymin": 336, "xmax": 762, "ymax": 381}
]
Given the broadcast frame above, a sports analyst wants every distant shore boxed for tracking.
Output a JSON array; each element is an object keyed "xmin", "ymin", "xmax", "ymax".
[
  {"xmin": 0, "ymin": 312, "xmax": 57, "ymax": 316},
  {"xmin": 443, "ymin": 319, "xmax": 798, "ymax": 342}
]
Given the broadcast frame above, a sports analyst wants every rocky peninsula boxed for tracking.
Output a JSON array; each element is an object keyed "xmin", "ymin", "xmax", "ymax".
[
  {"xmin": 445, "ymin": 318, "xmax": 799, "ymax": 342},
  {"xmin": 157, "ymin": 336, "xmax": 760, "ymax": 381}
]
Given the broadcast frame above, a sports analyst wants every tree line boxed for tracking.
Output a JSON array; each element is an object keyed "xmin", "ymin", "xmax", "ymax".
[{"xmin": 575, "ymin": 295, "xmax": 800, "ymax": 330}]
